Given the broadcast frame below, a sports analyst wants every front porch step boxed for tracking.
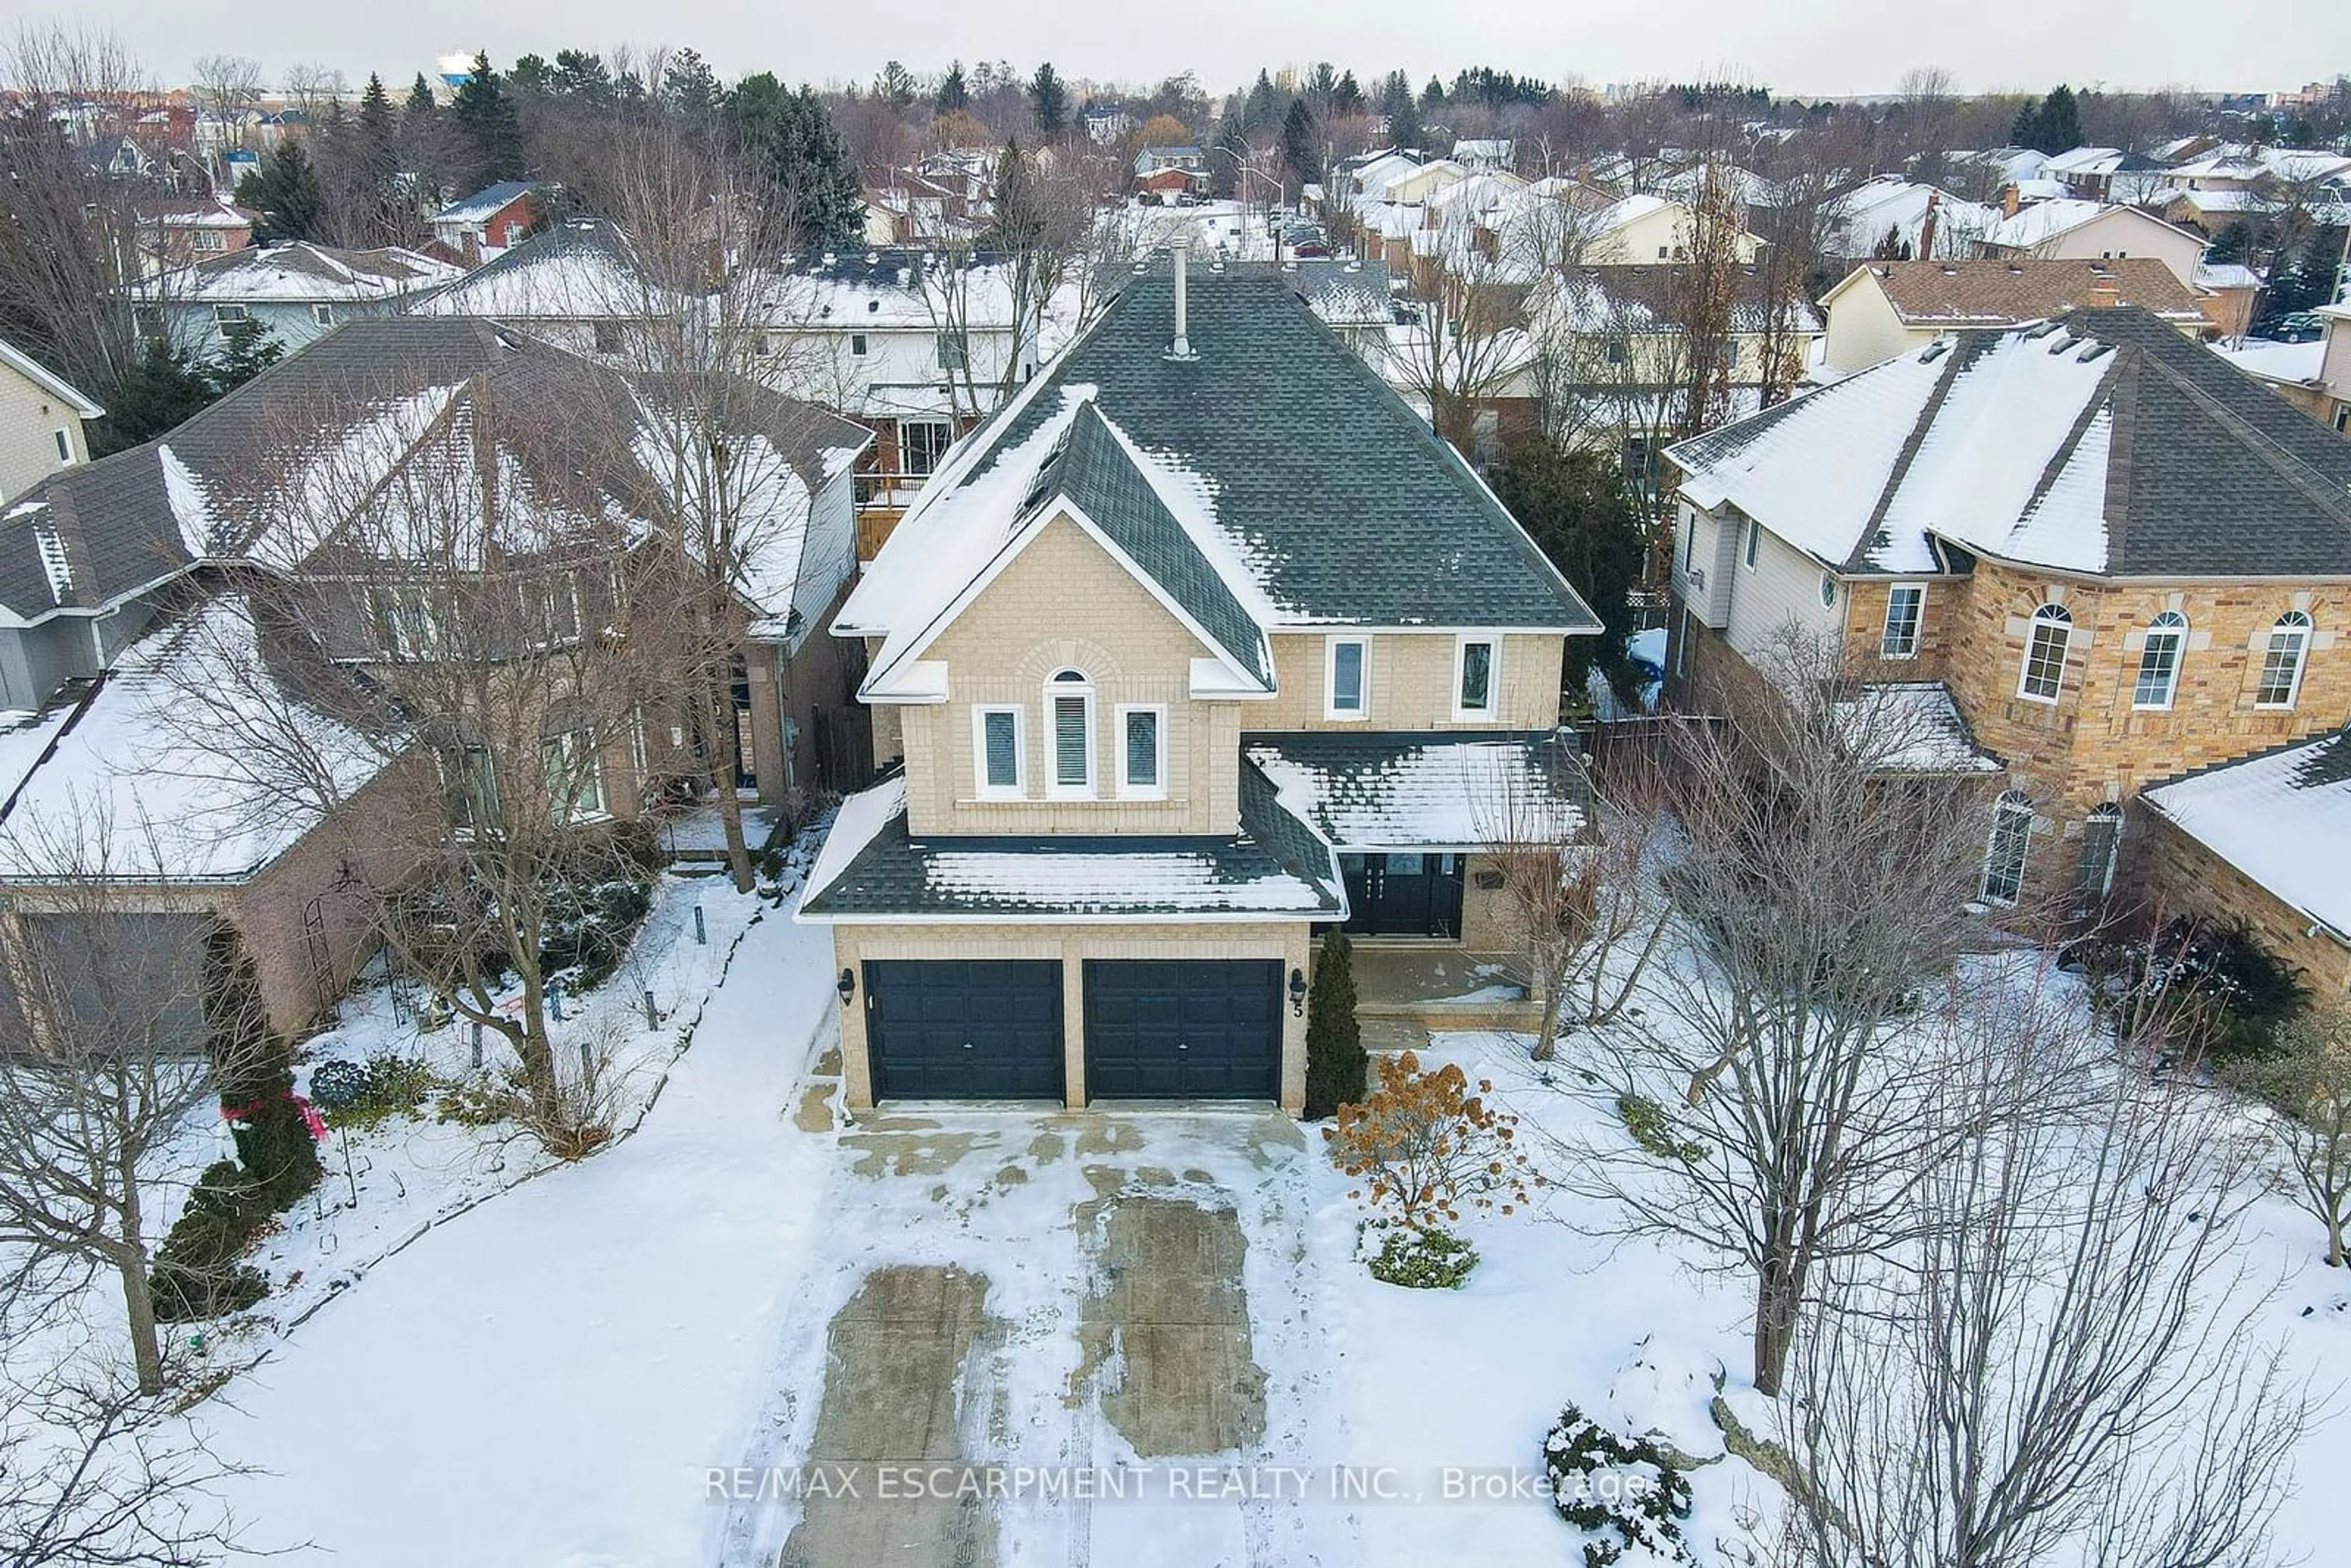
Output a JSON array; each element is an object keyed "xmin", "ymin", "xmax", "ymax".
[{"xmin": 1355, "ymin": 997, "xmax": 1547, "ymax": 1032}]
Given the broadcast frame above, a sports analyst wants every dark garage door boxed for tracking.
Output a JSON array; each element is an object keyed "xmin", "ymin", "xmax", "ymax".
[
  {"xmin": 1084, "ymin": 959, "xmax": 1282, "ymax": 1100},
  {"xmin": 864, "ymin": 959, "xmax": 1064, "ymax": 1100}
]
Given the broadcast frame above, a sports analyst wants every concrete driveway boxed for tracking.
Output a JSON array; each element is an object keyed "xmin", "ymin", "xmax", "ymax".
[{"xmin": 721, "ymin": 1106, "xmax": 1334, "ymax": 1568}]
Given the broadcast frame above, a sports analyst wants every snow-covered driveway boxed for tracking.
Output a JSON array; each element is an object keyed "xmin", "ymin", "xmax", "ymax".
[{"xmin": 211, "ymin": 904, "xmax": 841, "ymax": 1567}]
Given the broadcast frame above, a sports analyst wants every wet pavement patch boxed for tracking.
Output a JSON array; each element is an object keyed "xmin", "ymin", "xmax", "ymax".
[{"xmin": 1073, "ymin": 1196, "xmax": 1267, "ymax": 1457}]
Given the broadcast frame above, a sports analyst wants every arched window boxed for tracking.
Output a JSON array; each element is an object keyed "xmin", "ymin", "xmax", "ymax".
[
  {"xmin": 2017, "ymin": 602, "xmax": 2072, "ymax": 702},
  {"xmin": 1048, "ymin": 669, "xmax": 1093, "ymax": 794},
  {"xmin": 1981, "ymin": 790, "xmax": 2034, "ymax": 906},
  {"xmin": 2255, "ymin": 610, "xmax": 2313, "ymax": 710},
  {"xmin": 2131, "ymin": 610, "xmax": 2188, "ymax": 710},
  {"xmin": 2075, "ymin": 803, "xmax": 2124, "ymax": 906}
]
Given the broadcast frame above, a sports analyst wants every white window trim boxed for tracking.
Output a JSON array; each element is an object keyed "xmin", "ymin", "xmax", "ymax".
[
  {"xmin": 1881, "ymin": 583, "xmax": 1924, "ymax": 659},
  {"xmin": 1981, "ymin": 793, "xmax": 2034, "ymax": 907},
  {"xmin": 1046, "ymin": 677, "xmax": 1095, "ymax": 798},
  {"xmin": 1116, "ymin": 703, "xmax": 1168, "ymax": 800},
  {"xmin": 1324, "ymin": 635, "xmax": 1370, "ymax": 719},
  {"xmin": 2016, "ymin": 609, "xmax": 2071, "ymax": 705},
  {"xmin": 2132, "ymin": 616, "xmax": 2186, "ymax": 711},
  {"xmin": 2254, "ymin": 621, "xmax": 2311, "ymax": 711},
  {"xmin": 1452, "ymin": 634, "xmax": 1501, "ymax": 722},
  {"xmin": 212, "ymin": 302, "xmax": 249, "ymax": 324},
  {"xmin": 972, "ymin": 703, "xmax": 1026, "ymax": 800},
  {"xmin": 1743, "ymin": 517, "xmax": 1759, "ymax": 570},
  {"xmin": 311, "ymin": 302, "xmax": 335, "ymax": 327}
]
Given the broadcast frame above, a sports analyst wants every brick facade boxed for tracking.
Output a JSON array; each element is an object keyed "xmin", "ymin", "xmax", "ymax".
[{"xmin": 2131, "ymin": 808, "xmax": 2351, "ymax": 997}]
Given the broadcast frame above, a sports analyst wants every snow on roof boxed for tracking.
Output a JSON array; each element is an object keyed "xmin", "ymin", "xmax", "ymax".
[
  {"xmin": 1243, "ymin": 732, "xmax": 1588, "ymax": 850},
  {"xmin": 2211, "ymin": 336, "xmax": 2325, "ymax": 386},
  {"xmin": 2143, "ymin": 729, "xmax": 2351, "ymax": 941},
  {"xmin": 1831, "ymin": 683, "xmax": 2003, "ymax": 774},
  {"xmin": 413, "ymin": 222, "xmax": 660, "ymax": 320},
  {"xmin": 433, "ymin": 181, "xmax": 536, "ymax": 225},
  {"xmin": 1982, "ymin": 199, "xmax": 2191, "ymax": 252},
  {"xmin": 0, "ymin": 702, "xmax": 74, "ymax": 806},
  {"xmin": 2194, "ymin": 261, "xmax": 2264, "ymax": 291},
  {"xmin": 760, "ymin": 250, "xmax": 1034, "ymax": 332},
  {"xmin": 0, "ymin": 596, "xmax": 390, "ymax": 883},
  {"xmin": 150, "ymin": 242, "xmax": 461, "ymax": 305}
]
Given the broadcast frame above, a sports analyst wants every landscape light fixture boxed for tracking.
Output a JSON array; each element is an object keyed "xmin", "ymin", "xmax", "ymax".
[{"xmin": 837, "ymin": 968, "xmax": 856, "ymax": 1006}]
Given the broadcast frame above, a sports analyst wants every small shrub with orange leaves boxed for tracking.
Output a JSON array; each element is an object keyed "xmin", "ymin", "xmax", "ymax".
[{"xmin": 1324, "ymin": 1050, "xmax": 1539, "ymax": 1229}]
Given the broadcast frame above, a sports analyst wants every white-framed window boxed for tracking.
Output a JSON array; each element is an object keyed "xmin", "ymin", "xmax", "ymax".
[
  {"xmin": 972, "ymin": 704, "xmax": 1024, "ymax": 798},
  {"xmin": 1676, "ymin": 607, "xmax": 1690, "ymax": 678},
  {"xmin": 1325, "ymin": 636, "xmax": 1370, "ymax": 718},
  {"xmin": 132, "ymin": 305, "xmax": 164, "ymax": 340},
  {"xmin": 2017, "ymin": 602, "xmax": 2072, "ymax": 702},
  {"xmin": 2131, "ymin": 610, "xmax": 2187, "ymax": 710},
  {"xmin": 1818, "ymin": 573, "xmax": 1837, "ymax": 609},
  {"xmin": 373, "ymin": 585, "xmax": 440, "ymax": 659},
  {"xmin": 2076, "ymin": 803, "xmax": 2124, "ymax": 904},
  {"xmin": 517, "ymin": 572, "xmax": 582, "ymax": 647},
  {"xmin": 851, "ymin": 332, "xmax": 868, "ymax": 356},
  {"xmin": 444, "ymin": 743, "xmax": 499, "ymax": 831},
  {"xmin": 1681, "ymin": 510, "xmax": 1698, "ymax": 571},
  {"xmin": 937, "ymin": 330, "xmax": 970, "ymax": 371},
  {"xmin": 1743, "ymin": 517, "xmax": 1760, "ymax": 569},
  {"xmin": 1117, "ymin": 704, "xmax": 1166, "ymax": 798},
  {"xmin": 310, "ymin": 302, "xmax": 335, "ymax": 328},
  {"xmin": 1981, "ymin": 790, "xmax": 2033, "ymax": 906},
  {"xmin": 2254, "ymin": 610, "xmax": 2312, "ymax": 709},
  {"xmin": 540, "ymin": 729, "xmax": 607, "ymax": 821},
  {"xmin": 1048, "ymin": 669, "xmax": 1093, "ymax": 796},
  {"xmin": 212, "ymin": 302, "xmax": 250, "ymax": 324},
  {"xmin": 52, "ymin": 429, "xmax": 72, "ymax": 463},
  {"xmin": 1453, "ymin": 636, "xmax": 1499, "ymax": 720},
  {"xmin": 899, "ymin": 419, "xmax": 954, "ymax": 477},
  {"xmin": 1881, "ymin": 583, "xmax": 1924, "ymax": 659}
]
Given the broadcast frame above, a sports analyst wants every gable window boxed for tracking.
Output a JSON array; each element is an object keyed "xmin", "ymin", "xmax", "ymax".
[
  {"xmin": 1881, "ymin": 584, "xmax": 1925, "ymax": 659},
  {"xmin": 973, "ymin": 705, "xmax": 1024, "ymax": 798},
  {"xmin": 2017, "ymin": 602, "xmax": 2072, "ymax": 702},
  {"xmin": 541, "ymin": 729, "xmax": 607, "ymax": 820},
  {"xmin": 1119, "ymin": 705, "xmax": 1165, "ymax": 798},
  {"xmin": 1981, "ymin": 790, "xmax": 2034, "ymax": 906},
  {"xmin": 899, "ymin": 419, "xmax": 954, "ymax": 477},
  {"xmin": 53, "ymin": 429, "xmax": 72, "ymax": 463},
  {"xmin": 1326, "ymin": 636, "xmax": 1369, "ymax": 718},
  {"xmin": 593, "ymin": 321, "xmax": 623, "ymax": 353},
  {"xmin": 1049, "ymin": 669, "xmax": 1093, "ymax": 795},
  {"xmin": 1454, "ymin": 636, "xmax": 1499, "ymax": 720},
  {"xmin": 2131, "ymin": 610, "xmax": 2187, "ymax": 710},
  {"xmin": 212, "ymin": 302, "xmax": 250, "ymax": 324},
  {"xmin": 311, "ymin": 302, "xmax": 335, "ymax": 328},
  {"xmin": 520, "ymin": 573, "xmax": 582, "ymax": 647},
  {"xmin": 937, "ymin": 331, "xmax": 970, "ymax": 372},
  {"xmin": 1743, "ymin": 518, "xmax": 1760, "ymax": 569},
  {"xmin": 373, "ymin": 585, "xmax": 440, "ymax": 659},
  {"xmin": 2254, "ymin": 610, "xmax": 2312, "ymax": 709},
  {"xmin": 1681, "ymin": 511, "xmax": 1698, "ymax": 572}
]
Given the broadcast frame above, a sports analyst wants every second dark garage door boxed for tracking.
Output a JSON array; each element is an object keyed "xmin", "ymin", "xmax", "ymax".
[
  {"xmin": 864, "ymin": 959, "xmax": 1064, "ymax": 1100},
  {"xmin": 1083, "ymin": 959, "xmax": 1282, "ymax": 1100}
]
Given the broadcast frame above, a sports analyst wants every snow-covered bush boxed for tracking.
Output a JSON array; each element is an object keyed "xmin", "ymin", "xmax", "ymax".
[
  {"xmin": 1363, "ymin": 1223, "xmax": 1479, "ymax": 1289},
  {"xmin": 1542, "ymin": 1402, "xmax": 1695, "ymax": 1567}
]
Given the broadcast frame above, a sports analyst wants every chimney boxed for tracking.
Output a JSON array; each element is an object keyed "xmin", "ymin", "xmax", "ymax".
[
  {"xmin": 2001, "ymin": 181, "xmax": 2021, "ymax": 219},
  {"xmin": 1918, "ymin": 190, "xmax": 1940, "ymax": 261},
  {"xmin": 2088, "ymin": 266, "xmax": 2120, "ymax": 309},
  {"xmin": 1169, "ymin": 242, "xmax": 1195, "ymax": 359}
]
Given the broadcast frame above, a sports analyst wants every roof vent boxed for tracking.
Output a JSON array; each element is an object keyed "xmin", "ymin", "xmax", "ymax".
[
  {"xmin": 864, "ymin": 250, "xmax": 878, "ymax": 263},
  {"xmin": 1919, "ymin": 339, "xmax": 1952, "ymax": 362},
  {"xmin": 2045, "ymin": 329, "xmax": 2077, "ymax": 354},
  {"xmin": 2075, "ymin": 340, "xmax": 2114, "ymax": 362},
  {"xmin": 868, "ymin": 299, "xmax": 879, "ymax": 312},
  {"xmin": 2022, "ymin": 320, "xmax": 2063, "ymax": 340},
  {"xmin": 1166, "ymin": 242, "xmax": 1198, "ymax": 361}
]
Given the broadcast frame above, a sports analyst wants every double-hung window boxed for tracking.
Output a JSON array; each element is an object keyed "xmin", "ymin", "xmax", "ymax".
[
  {"xmin": 1744, "ymin": 517, "xmax": 1760, "ymax": 569},
  {"xmin": 2255, "ymin": 610, "xmax": 2312, "ymax": 709},
  {"xmin": 2131, "ymin": 611, "xmax": 2187, "ymax": 710},
  {"xmin": 541, "ymin": 730, "xmax": 607, "ymax": 821},
  {"xmin": 1454, "ymin": 636, "xmax": 1499, "ymax": 721},
  {"xmin": 1119, "ymin": 705, "xmax": 1165, "ymax": 798},
  {"xmin": 2017, "ymin": 602, "xmax": 2071, "ymax": 702},
  {"xmin": 1326, "ymin": 636, "xmax": 1368, "ymax": 718},
  {"xmin": 1881, "ymin": 584, "xmax": 1924, "ymax": 659},
  {"xmin": 973, "ymin": 705, "xmax": 1024, "ymax": 798},
  {"xmin": 1981, "ymin": 790, "xmax": 2034, "ymax": 905},
  {"xmin": 1049, "ymin": 670, "xmax": 1093, "ymax": 796}
]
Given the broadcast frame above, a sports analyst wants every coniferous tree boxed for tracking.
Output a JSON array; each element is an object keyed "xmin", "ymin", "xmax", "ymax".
[
  {"xmin": 724, "ymin": 75, "xmax": 866, "ymax": 251},
  {"xmin": 1304, "ymin": 931, "xmax": 1367, "ymax": 1120},
  {"xmin": 663, "ymin": 48, "xmax": 719, "ymax": 116},
  {"xmin": 2012, "ymin": 84, "xmax": 2082, "ymax": 154},
  {"xmin": 1029, "ymin": 62, "xmax": 1068, "ymax": 135},
  {"xmin": 450, "ymin": 50, "xmax": 524, "ymax": 189},
  {"xmin": 1244, "ymin": 69, "xmax": 1279, "ymax": 133},
  {"xmin": 1281, "ymin": 97, "xmax": 1321, "ymax": 190},
  {"xmin": 937, "ymin": 59, "xmax": 969, "ymax": 116},
  {"xmin": 1334, "ymin": 70, "xmax": 1366, "ymax": 115},
  {"xmin": 234, "ymin": 140, "xmax": 326, "ymax": 239},
  {"xmin": 1210, "ymin": 116, "xmax": 1249, "ymax": 199},
  {"xmin": 209, "ymin": 318, "xmax": 283, "ymax": 391},
  {"xmin": 201, "ymin": 926, "xmax": 321, "ymax": 1212},
  {"xmin": 1488, "ymin": 438, "xmax": 1646, "ymax": 694}
]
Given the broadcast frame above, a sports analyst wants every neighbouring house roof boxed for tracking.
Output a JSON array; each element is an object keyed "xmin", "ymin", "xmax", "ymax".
[
  {"xmin": 2194, "ymin": 261, "xmax": 2264, "ymax": 292},
  {"xmin": 0, "ymin": 317, "xmax": 868, "ymax": 626},
  {"xmin": 1981, "ymin": 199, "xmax": 2197, "ymax": 252},
  {"xmin": 838, "ymin": 260, "xmax": 1597, "ymax": 689},
  {"xmin": 1828, "ymin": 683, "xmax": 2004, "ymax": 774},
  {"xmin": 432, "ymin": 180, "xmax": 537, "ymax": 225},
  {"xmin": 411, "ymin": 220, "xmax": 659, "ymax": 320},
  {"xmin": 143, "ymin": 197, "xmax": 255, "ymax": 231},
  {"xmin": 796, "ymin": 763, "xmax": 1346, "ymax": 921},
  {"xmin": 1668, "ymin": 306, "xmax": 2351, "ymax": 580},
  {"xmin": 0, "ymin": 336, "xmax": 103, "ymax": 419},
  {"xmin": 2142, "ymin": 727, "xmax": 2351, "ymax": 943},
  {"xmin": 1823, "ymin": 258, "xmax": 2208, "ymax": 330},
  {"xmin": 1550, "ymin": 264, "xmax": 1824, "ymax": 337},
  {"xmin": 1822, "ymin": 178, "xmax": 2001, "ymax": 259},
  {"xmin": 0, "ymin": 593, "xmax": 390, "ymax": 883},
  {"xmin": 1288, "ymin": 259, "xmax": 1395, "ymax": 328},
  {"xmin": 1242, "ymin": 730, "xmax": 1589, "ymax": 849},
  {"xmin": 2211, "ymin": 336, "xmax": 2327, "ymax": 387},
  {"xmin": 764, "ymin": 247, "xmax": 1037, "ymax": 331},
  {"xmin": 139, "ymin": 242, "xmax": 461, "ymax": 306}
]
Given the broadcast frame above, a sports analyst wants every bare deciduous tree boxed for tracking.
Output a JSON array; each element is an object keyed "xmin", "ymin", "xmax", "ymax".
[{"xmin": 2228, "ymin": 1001, "xmax": 2351, "ymax": 1268}]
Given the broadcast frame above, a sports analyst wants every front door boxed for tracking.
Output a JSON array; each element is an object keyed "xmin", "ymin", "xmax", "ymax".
[{"xmin": 1340, "ymin": 853, "xmax": 1466, "ymax": 937}]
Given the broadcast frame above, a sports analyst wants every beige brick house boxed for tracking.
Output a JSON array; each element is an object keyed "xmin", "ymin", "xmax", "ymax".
[
  {"xmin": 0, "ymin": 335, "xmax": 102, "ymax": 506},
  {"xmin": 1664, "ymin": 306, "xmax": 2351, "ymax": 936},
  {"xmin": 799, "ymin": 259, "xmax": 1599, "ymax": 1112}
]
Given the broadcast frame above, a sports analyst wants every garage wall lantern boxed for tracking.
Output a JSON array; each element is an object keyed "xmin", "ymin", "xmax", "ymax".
[
  {"xmin": 837, "ymin": 968, "xmax": 857, "ymax": 1006},
  {"xmin": 1289, "ymin": 967, "xmax": 1308, "ymax": 1017}
]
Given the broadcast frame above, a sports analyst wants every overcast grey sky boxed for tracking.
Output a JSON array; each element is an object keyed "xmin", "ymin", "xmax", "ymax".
[{"xmin": 54, "ymin": 0, "xmax": 2351, "ymax": 100}]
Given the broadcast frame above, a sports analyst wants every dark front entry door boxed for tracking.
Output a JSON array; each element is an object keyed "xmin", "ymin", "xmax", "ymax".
[
  {"xmin": 1340, "ymin": 853, "xmax": 1466, "ymax": 937},
  {"xmin": 863, "ymin": 959, "xmax": 1064, "ymax": 1100},
  {"xmin": 1083, "ymin": 959, "xmax": 1282, "ymax": 1100}
]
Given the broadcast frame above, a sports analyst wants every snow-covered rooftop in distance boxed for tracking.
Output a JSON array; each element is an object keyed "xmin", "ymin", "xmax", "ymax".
[
  {"xmin": 2211, "ymin": 336, "xmax": 2325, "ymax": 386},
  {"xmin": 145, "ymin": 242, "xmax": 460, "ymax": 304}
]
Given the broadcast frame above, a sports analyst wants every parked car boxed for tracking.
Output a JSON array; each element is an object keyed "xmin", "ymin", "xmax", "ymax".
[{"xmin": 2269, "ymin": 312, "xmax": 2328, "ymax": 343}]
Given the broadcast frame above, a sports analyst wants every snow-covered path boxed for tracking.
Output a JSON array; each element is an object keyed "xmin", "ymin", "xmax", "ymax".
[{"xmin": 210, "ymin": 901, "xmax": 839, "ymax": 1567}]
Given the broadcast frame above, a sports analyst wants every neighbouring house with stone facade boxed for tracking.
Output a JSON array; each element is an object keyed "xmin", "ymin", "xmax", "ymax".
[
  {"xmin": 0, "ymin": 317, "xmax": 872, "ymax": 1035},
  {"xmin": 0, "ymin": 336, "xmax": 102, "ymax": 506},
  {"xmin": 798, "ymin": 258, "xmax": 1599, "ymax": 1112},
  {"xmin": 1663, "ymin": 306, "xmax": 2351, "ymax": 951}
]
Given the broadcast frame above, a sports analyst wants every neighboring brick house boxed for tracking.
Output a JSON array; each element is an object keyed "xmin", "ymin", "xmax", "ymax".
[
  {"xmin": 0, "ymin": 336, "xmax": 102, "ymax": 505},
  {"xmin": 1817, "ymin": 258, "xmax": 2209, "ymax": 375},
  {"xmin": 429, "ymin": 180, "xmax": 541, "ymax": 265},
  {"xmin": 1663, "ymin": 306, "xmax": 2351, "ymax": 916},
  {"xmin": 0, "ymin": 318, "xmax": 874, "ymax": 1034},
  {"xmin": 799, "ymin": 258, "xmax": 1599, "ymax": 1112}
]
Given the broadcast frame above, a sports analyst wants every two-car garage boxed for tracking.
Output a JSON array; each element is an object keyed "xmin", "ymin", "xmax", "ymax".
[{"xmin": 857, "ymin": 951, "xmax": 1291, "ymax": 1106}]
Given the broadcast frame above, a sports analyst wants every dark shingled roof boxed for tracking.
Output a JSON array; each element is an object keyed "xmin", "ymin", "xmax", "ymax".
[
  {"xmin": 800, "ymin": 761, "xmax": 1344, "ymax": 920},
  {"xmin": 948, "ymin": 260, "xmax": 1598, "ymax": 631},
  {"xmin": 1024, "ymin": 402, "xmax": 1271, "ymax": 685},
  {"xmin": 1242, "ymin": 729, "xmax": 1591, "ymax": 848}
]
